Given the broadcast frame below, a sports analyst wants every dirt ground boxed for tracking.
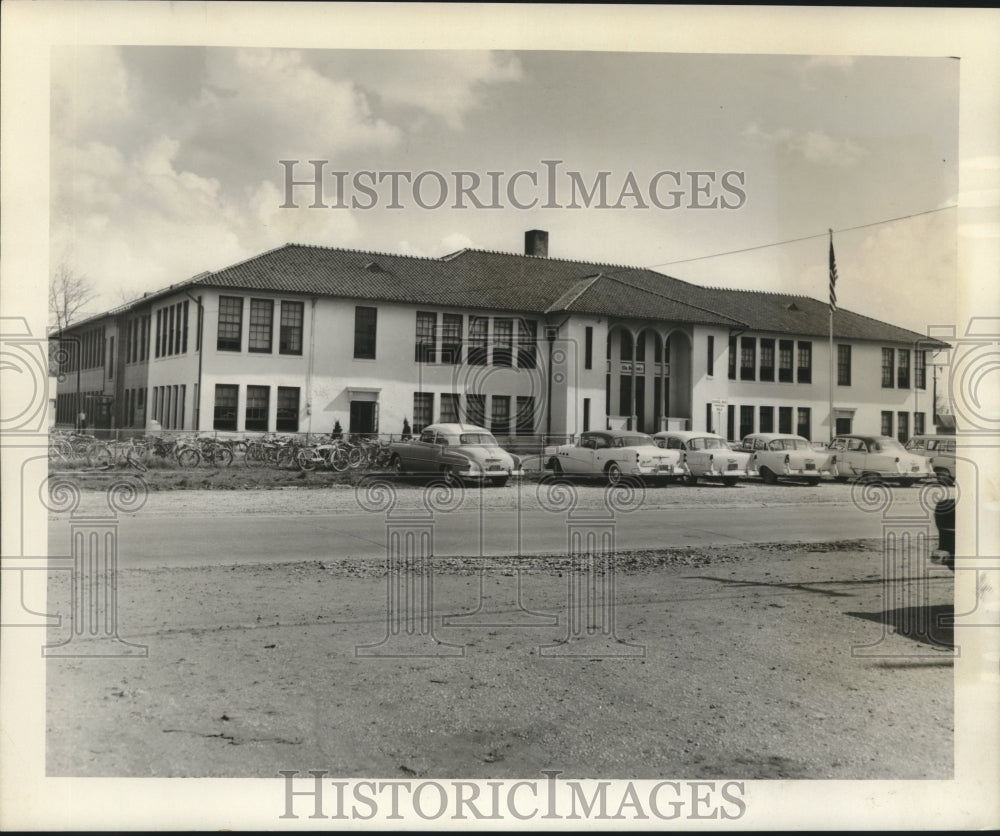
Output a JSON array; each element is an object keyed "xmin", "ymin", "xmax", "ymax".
[{"xmin": 45, "ymin": 536, "xmax": 954, "ymax": 780}]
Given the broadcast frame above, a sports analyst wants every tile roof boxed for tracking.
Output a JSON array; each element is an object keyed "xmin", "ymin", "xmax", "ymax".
[{"xmin": 63, "ymin": 241, "xmax": 947, "ymax": 346}]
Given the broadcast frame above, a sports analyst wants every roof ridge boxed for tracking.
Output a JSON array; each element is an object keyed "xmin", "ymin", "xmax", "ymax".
[
  {"xmin": 284, "ymin": 242, "xmax": 446, "ymax": 263},
  {"xmin": 600, "ymin": 272, "xmax": 746, "ymax": 327},
  {"xmin": 461, "ymin": 247, "xmax": 636, "ymax": 272}
]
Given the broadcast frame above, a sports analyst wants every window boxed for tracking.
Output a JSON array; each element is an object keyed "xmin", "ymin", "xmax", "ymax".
[
  {"xmin": 468, "ymin": 317, "xmax": 488, "ymax": 365},
  {"xmin": 835, "ymin": 416, "xmax": 853, "ymax": 435},
  {"xmin": 441, "ymin": 314, "xmax": 462, "ymax": 364},
  {"xmin": 107, "ymin": 336, "xmax": 114, "ymax": 379},
  {"xmin": 493, "ymin": 318, "xmax": 513, "ymax": 367},
  {"xmin": 584, "ymin": 398, "xmax": 592, "ymax": 432},
  {"xmin": 245, "ymin": 385, "xmax": 269, "ymax": 431},
  {"xmin": 881, "ymin": 348, "xmax": 894, "ymax": 388},
  {"xmin": 705, "ymin": 403, "xmax": 713, "ymax": 433},
  {"xmin": 619, "ymin": 375, "xmax": 632, "ymax": 419},
  {"xmin": 895, "ymin": 411, "xmax": 909, "ymax": 443},
  {"xmin": 837, "ymin": 344, "xmax": 852, "ymax": 386},
  {"xmin": 182, "ymin": 301, "xmax": 189, "ymax": 353},
  {"xmin": 277, "ymin": 387, "xmax": 299, "ymax": 432},
  {"xmin": 415, "ymin": 311, "xmax": 437, "ymax": 363},
  {"xmin": 249, "ymin": 299, "xmax": 274, "ymax": 353},
  {"xmin": 466, "ymin": 394, "xmax": 486, "ymax": 427},
  {"xmin": 740, "ymin": 337, "xmax": 756, "ymax": 381},
  {"xmin": 178, "ymin": 385, "xmax": 186, "ymax": 430},
  {"xmin": 706, "ymin": 335, "xmax": 715, "ymax": 377},
  {"xmin": 778, "ymin": 340, "xmax": 794, "ymax": 383},
  {"xmin": 141, "ymin": 315, "xmax": 149, "ymax": 360},
  {"xmin": 915, "ymin": 350, "xmax": 927, "ymax": 389},
  {"xmin": 759, "ymin": 405, "xmax": 774, "ymax": 433},
  {"xmin": 217, "ymin": 297, "xmax": 243, "ymax": 352},
  {"xmin": 617, "ymin": 330, "xmax": 633, "ymax": 363},
  {"xmin": 517, "ymin": 320, "xmax": 537, "ymax": 369},
  {"xmin": 726, "ymin": 404, "xmax": 735, "ymax": 441},
  {"xmin": 353, "ymin": 306, "xmax": 377, "ymax": 359},
  {"xmin": 727, "ymin": 336, "xmax": 736, "ymax": 380},
  {"xmin": 796, "ymin": 407, "xmax": 811, "ymax": 440},
  {"xmin": 167, "ymin": 305, "xmax": 175, "ymax": 355},
  {"xmin": 277, "ymin": 301, "xmax": 303, "ymax": 355},
  {"xmin": 155, "ymin": 310, "xmax": 162, "ymax": 358},
  {"xmin": 585, "ymin": 327, "xmax": 594, "ymax": 370},
  {"xmin": 491, "ymin": 395, "xmax": 511, "ymax": 437},
  {"xmin": 412, "ymin": 392, "xmax": 433, "ymax": 433},
  {"xmin": 516, "ymin": 395, "xmax": 536, "ymax": 436},
  {"xmin": 739, "ymin": 405, "xmax": 754, "ymax": 439},
  {"xmin": 897, "ymin": 349, "xmax": 910, "ymax": 389},
  {"xmin": 440, "ymin": 393, "xmax": 460, "ymax": 424},
  {"xmin": 213, "ymin": 384, "xmax": 238, "ymax": 431},
  {"xmin": 797, "ymin": 342, "xmax": 812, "ymax": 384},
  {"xmin": 881, "ymin": 410, "xmax": 893, "ymax": 437},
  {"xmin": 778, "ymin": 406, "xmax": 793, "ymax": 434},
  {"xmin": 635, "ymin": 332, "xmax": 646, "ymax": 363},
  {"xmin": 759, "ymin": 339, "xmax": 774, "ymax": 382},
  {"xmin": 914, "ymin": 412, "xmax": 925, "ymax": 436}
]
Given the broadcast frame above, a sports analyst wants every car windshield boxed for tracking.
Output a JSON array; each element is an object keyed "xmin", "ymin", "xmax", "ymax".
[
  {"xmin": 877, "ymin": 439, "xmax": 907, "ymax": 455},
  {"xmin": 615, "ymin": 435, "xmax": 655, "ymax": 448},
  {"xmin": 904, "ymin": 438, "xmax": 925, "ymax": 451},
  {"xmin": 687, "ymin": 437, "xmax": 728, "ymax": 450},
  {"xmin": 459, "ymin": 432, "xmax": 498, "ymax": 446},
  {"xmin": 768, "ymin": 438, "xmax": 811, "ymax": 451}
]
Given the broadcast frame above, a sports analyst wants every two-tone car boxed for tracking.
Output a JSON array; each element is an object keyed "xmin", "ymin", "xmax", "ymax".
[
  {"xmin": 741, "ymin": 432, "xmax": 833, "ymax": 484},
  {"xmin": 905, "ymin": 434, "xmax": 956, "ymax": 486},
  {"xmin": 544, "ymin": 429, "xmax": 686, "ymax": 485},
  {"xmin": 653, "ymin": 430, "xmax": 754, "ymax": 486},
  {"xmin": 388, "ymin": 423, "xmax": 522, "ymax": 487},
  {"xmin": 827, "ymin": 434, "xmax": 932, "ymax": 486}
]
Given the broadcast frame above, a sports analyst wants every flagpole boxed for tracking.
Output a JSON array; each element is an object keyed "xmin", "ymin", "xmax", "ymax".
[{"xmin": 828, "ymin": 229, "xmax": 836, "ymax": 443}]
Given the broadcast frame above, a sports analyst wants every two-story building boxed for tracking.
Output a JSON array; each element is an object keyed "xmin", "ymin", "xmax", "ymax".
[{"xmin": 51, "ymin": 230, "xmax": 946, "ymax": 442}]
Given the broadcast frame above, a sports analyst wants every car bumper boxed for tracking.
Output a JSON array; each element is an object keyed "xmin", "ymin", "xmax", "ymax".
[
  {"xmin": 632, "ymin": 464, "xmax": 685, "ymax": 477},
  {"xmin": 459, "ymin": 468, "xmax": 524, "ymax": 479}
]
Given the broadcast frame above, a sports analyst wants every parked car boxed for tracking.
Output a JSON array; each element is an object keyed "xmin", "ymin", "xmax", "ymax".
[
  {"xmin": 827, "ymin": 434, "xmax": 932, "ymax": 485},
  {"xmin": 905, "ymin": 434, "xmax": 956, "ymax": 486},
  {"xmin": 544, "ymin": 429, "xmax": 686, "ymax": 485},
  {"xmin": 653, "ymin": 430, "xmax": 754, "ymax": 485},
  {"xmin": 931, "ymin": 497, "xmax": 955, "ymax": 570},
  {"xmin": 740, "ymin": 433, "xmax": 833, "ymax": 484},
  {"xmin": 388, "ymin": 423, "xmax": 522, "ymax": 487}
]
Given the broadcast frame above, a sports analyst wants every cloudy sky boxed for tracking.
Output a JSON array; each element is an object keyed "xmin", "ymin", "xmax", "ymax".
[{"xmin": 51, "ymin": 46, "xmax": 959, "ymax": 333}]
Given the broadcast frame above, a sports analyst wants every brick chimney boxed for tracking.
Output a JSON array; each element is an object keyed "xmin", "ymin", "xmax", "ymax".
[{"xmin": 524, "ymin": 229, "xmax": 549, "ymax": 258}]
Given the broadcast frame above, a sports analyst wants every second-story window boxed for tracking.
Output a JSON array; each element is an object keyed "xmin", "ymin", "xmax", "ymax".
[
  {"xmin": 415, "ymin": 311, "xmax": 437, "ymax": 363},
  {"xmin": 740, "ymin": 337, "xmax": 756, "ymax": 381},
  {"xmin": 217, "ymin": 296, "xmax": 243, "ymax": 352},
  {"xmin": 881, "ymin": 348, "xmax": 894, "ymax": 388},
  {"xmin": 915, "ymin": 350, "xmax": 927, "ymax": 390},
  {"xmin": 838, "ymin": 344, "xmax": 852, "ymax": 386},
  {"xmin": 249, "ymin": 299, "xmax": 273, "ymax": 353},
  {"xmin": 897, "ymin": 349, "xmax": 910, "ymax": 389},
  {"xmin": 441, "ymin": 313, "xmax": 462, "ymax": 364},
  {"xmin": 279, "ymin": 301, "xmax": 303, "ymax": 355},
  {"xmin": 493, "ymin": 318, "xmax": 513, "ymax": 367},
  {"xmin": 353, "ymin": 306, "xmax": 377, "ymax": 359},
  {"xmin": 468, "ymin": 316, "xmax": 488, "ymax": 365},
  {"xmin": 797, "ymin": 341, "xmax": 812, "ymax": 384},
  {"xmin": 518, "ymin": 319, "xmax": 538, "ymax": 369},
  {"xmin": 778, "ymin": 340, "xmax": 794, "ymax": 382},
  {"xmin": 759, "ymin": 339, "xmax": 775, "ymax": 382}
]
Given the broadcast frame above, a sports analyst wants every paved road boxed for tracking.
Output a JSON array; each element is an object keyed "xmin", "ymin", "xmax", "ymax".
[{"xmin": 48, "ymin": 492, "xmax": 923, "ymax": 569}]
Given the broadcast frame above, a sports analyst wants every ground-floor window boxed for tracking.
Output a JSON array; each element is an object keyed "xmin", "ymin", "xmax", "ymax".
[
  {"xmin": 897, "ymin": 411, "xmax": 909, "ymax": 444},
  {"xmin": 276, "ymin": 387, "xmax": 299, "ymax": 432},
  {"xmin": 584, "ymin": 398, "xmax": 592, "ymax": 432},
  {"xmin": 726, "ymin": 404, "xmax": 735, "ymax": 441},
  {"xmin": 466, "ymin": 394, "xmax": 486, "ymax": 427},
  {"xmin": 778, "ymin": 406, "xmax": 793, "ymax": 434},
  {"xmin": 440, "ymin": 393, "xmax": 460, "ymax": 424},
  {"xmin": 914, "ymin": 412, "xmax": 925, "ymax": 436},
  {"xmin": 245, "ymin": 385, "xmax": 269, "ymax": 432},
  {"xmin": 516, "ymin": 395, "xmax": 536, "ymax": 436},
  {"xmin": 835, "ymin": 416, "xmax": 853, "ymax": 435},
  {"xmin": 739, "ymin": 405, "xmax": 754, "ymax": 440},
  {"xmin": 491, "ymin": 395, "xmax": 511, "ymax": 437},
  {"xmin": 412, "ymin": 392, "xmax": 433, "ymax": 434},
  {"xmin": 881, "ymin": 411, "xmax": 893, "ymax": 437},
  {"xmin": 797, "ymin": 407, "xmax": 811, "ymax": 440},
  {"xmin": 214, "ymin": 384, "xmax": 238, "ymax": 431},
  {"xmin": 759, "ymin": 405, "xmax": 774, "ymax": 433}
]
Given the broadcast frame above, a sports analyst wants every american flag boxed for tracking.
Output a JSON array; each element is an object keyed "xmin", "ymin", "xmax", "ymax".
[{"xmin": 828, "ymin": 231, "xmax": 838, "ymax": 313}]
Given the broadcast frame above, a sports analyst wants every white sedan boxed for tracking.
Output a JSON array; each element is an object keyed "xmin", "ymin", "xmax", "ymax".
[
  {"xmin": 653, "ymin": 430, "xmax": 754, "ymax": 486},
  {"xmin": 741, "ymin": 433, "xmax": 833, "ymax": 484},
  {"xmin": 828, "ymin": 434, "xmax": 933, "ymax": 485},
  {"xmin": 544, "ymin": 430, "xmax": 686, "ymax": 485}
]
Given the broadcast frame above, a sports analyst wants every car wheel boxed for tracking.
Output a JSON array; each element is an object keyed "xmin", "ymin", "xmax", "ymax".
[
  {"xmin": 441, "ymin": 465, "xmax": 460, "ymax": 487},
  {"xmin": 490, "ymin": 477, "xmax": 509, "ymax": 488},
  {"xmin": 723, "ymin": 477, "xmax": 739, "ymax": 487},
  {"xmin": 606, "ymin": 462, "xmax": 623, "ymax": 485},
  {"xmin": 549, "ymin": 459, "xmax": 562, "ymax": 475},
  {"xmin": 935, "ymin": 468, "xmax": 954, "ymax": 487},
  {"xmin": 685, "ymin": 472, "xmax": 699, "ymax": 486},
  {"xmin": 835, "ymin": 476, "xmax": 850, "ymax": 483},
  {"xmin": 391, "ymin": 455, "xmax": 404, "ymax": 476},
  {"xmin": 759, "ymin": 467, "xmax": 777, "ymax": 485},
  {"xmin": 898, "ymin": 478, "xmax": 916, "ymax": 488}
]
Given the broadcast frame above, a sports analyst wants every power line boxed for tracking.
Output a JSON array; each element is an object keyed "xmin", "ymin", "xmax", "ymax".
[{"xmin": 650, "ymin": 205, "xmax": 957, "ymax": 268}]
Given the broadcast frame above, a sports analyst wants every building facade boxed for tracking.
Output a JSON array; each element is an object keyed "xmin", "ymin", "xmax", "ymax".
[{"xmin": 52, "ymin": 231, "xmax": 945, "ymax": 443}]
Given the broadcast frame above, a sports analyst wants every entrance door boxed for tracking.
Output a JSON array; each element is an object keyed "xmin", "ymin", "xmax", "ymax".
[{"xmin": 350, "ymin": 401, "xmax": 378, "ymax": 437}]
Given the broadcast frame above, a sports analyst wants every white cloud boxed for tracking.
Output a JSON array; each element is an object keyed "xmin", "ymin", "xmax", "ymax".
[
  {"xmin": 51, "ymin": 47, "xmax": 132, "ymax": 140},
  {"xmin": 742, "ymin": 122, "xmax": 868, "ymax": 167}
]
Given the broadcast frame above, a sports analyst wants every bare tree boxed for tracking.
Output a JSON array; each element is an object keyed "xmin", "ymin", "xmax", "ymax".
[{"xmin": 49, "ymin": 263, "xmax": 96, "ymax": 334}]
